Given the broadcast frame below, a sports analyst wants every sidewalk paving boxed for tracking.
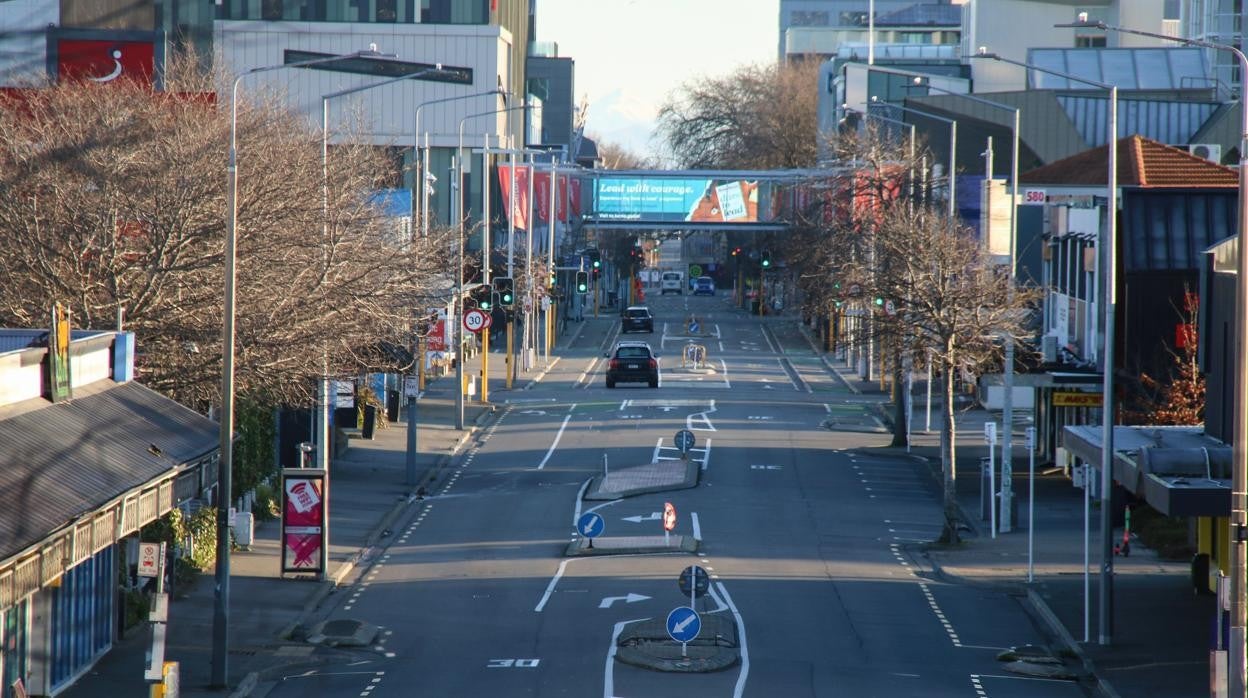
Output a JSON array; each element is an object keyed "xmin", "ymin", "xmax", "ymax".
[
  {"xmin": 805, "ymin": 321, "xmax": 1211, "ymax": 698},
  {"xmin": 60, "ymin": 337, "xmax": 556, "ymax": 697}
]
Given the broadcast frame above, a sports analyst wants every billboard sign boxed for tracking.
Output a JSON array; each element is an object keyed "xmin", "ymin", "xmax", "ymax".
[
  {"xmin": 281, "ymin": 468, "xmax": 327, "ymax": 574},
  {"xmin": 594, "ymin": 177, "xmax": 763, "ymax": 223}
]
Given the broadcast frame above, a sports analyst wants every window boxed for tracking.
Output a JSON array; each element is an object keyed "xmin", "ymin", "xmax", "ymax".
[{"xmin": 1075, "ymin": 35, "xmax": 1107, "ymax": 48}]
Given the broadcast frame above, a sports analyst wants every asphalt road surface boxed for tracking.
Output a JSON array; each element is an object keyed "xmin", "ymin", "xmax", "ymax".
[{"xmin": 266, "ymin": 291, "xmax": 1089, "ymax": 698}]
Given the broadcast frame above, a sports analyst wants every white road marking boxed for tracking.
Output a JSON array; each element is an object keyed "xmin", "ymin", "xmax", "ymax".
[
  {"xmin": 618, "ymin": 399, "xmax": 627, "ymax": 411},
  {"xmin": 605, "ymin": 618, "xmax": 648, "ymax": 698},
  {"xmin": 688, "ymin": 400, "xmax": 717, "ymax": 431},
  {"xmin": 701, "ymin": 438, "xmax": 712, "ymax": 471},
  {"xmin": 572, "ymin": 478, "xmax": 591, "ymax": 526},
  {"xmin": 720, "ymin": 359, "xmax": 730, "ymax": 388},
  {"xmin": 761, "ymin": 327, "xmax": 777, "ymax": 353},
  {"xmin": 579, "ymin": 358, "xmax": 598, "ymax": 387},
  {"xmin": 537, "ymin": 413, "xmax": 573, "ymax": 470},
  {"xmin": 535, "ymin": 559, "xmax": 573, "ymax": 612},
  {"xmin": 652, "ymin": 437, "xmax": 663, "ymax": 463},
  {"xmin": 691, "ymin": 512, "xmax": 702, "ymax": 541},
  {"xmin": 718, "ymin": 340, "xmax": 725, "ymax": 352},
  {"xmin": 718, "ymin": 582, "xmax": 750, "ymax": 698}
]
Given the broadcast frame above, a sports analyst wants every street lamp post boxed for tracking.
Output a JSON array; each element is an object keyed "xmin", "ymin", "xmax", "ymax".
[
  {"xmin": 974, "ymin": 47, "xmax": 1119, "ymax": 646},
  {"xmin": 453, "ymin": 105, "xmax": 528, "ymax": 429},
  {"xmin": 910, "ymin": 78, "xmax": 1023, "ymax": 534},
  {"xmin": 413, "ymin": 90, "xmax": 508, "ymax": 237},
  {"xmin": 868, "ymin": 96, "xmax": 957, "ymax": 219},
  {"xmin": 216, "ymin": 46, "xmax": 388, "ymax": 688},
  {"xmin": 322, "ymin": 67, "xmax": 452, "ymax": 488},
  {"xmin": 1057, "ymin": 13, "xmax": 1248, "ymax": 690}
]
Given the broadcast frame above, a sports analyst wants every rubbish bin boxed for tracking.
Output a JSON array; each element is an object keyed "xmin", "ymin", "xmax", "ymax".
[
  {"xmin": 386, "ymin": 389, "xmax": 400, "ymax": 423},
  {"xmin": 362, "ymin": 405, "xmax": 377, "ymax": 440}
]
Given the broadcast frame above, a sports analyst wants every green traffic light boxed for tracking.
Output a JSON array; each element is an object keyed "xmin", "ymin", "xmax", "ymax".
[
  {"xmin": 874, "ymin": 297, "xmax": 884, "ymax": 306},
  {"xmin": 592, "ymin": 259, "xmax": 601, "ymax": 269}
]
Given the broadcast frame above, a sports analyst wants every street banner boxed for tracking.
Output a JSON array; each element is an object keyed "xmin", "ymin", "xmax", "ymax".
[
  {"xmin": 497, "ymin": 166, "xmax": 583, "ymax": 227},
  {"xmin": 281, "ymin": 468, "xmax": 327, "ymax": 574}
]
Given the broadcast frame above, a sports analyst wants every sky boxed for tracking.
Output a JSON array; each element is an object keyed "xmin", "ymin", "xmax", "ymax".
[{"xmin": 536, "ymin": 0, "xmax": 780, "ymax": 161}]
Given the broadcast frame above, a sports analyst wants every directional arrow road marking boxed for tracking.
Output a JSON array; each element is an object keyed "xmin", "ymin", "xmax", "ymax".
[
  {"xmin": 598, "ymin": 593, "xmax": 651, "ymax": 609},
  {"xmin": 622, "ymin": 512, "xmax": 662, "ymax": 523}
]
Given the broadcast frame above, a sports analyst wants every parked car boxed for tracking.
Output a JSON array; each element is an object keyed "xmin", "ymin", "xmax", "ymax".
[
  {"xmin": 660, "ymin": 271, "xmax": 684, "ymax": 295},
  {"xmin": 622, "ymin": 305, "xmax": 654, "ymax": 333},
  {"xmin": 605, "ymin": 341, "xmax": 659, "ymax": 388},
  {"xmin": 693, "ymin": 276, "xmax": 715, "ymax": 296}
]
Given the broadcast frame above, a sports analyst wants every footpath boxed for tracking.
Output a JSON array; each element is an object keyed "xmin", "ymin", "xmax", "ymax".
[
  {"xmin": 768, "ymin": 316, "xmax": 1210, "ymax": 698},
  {"xmin": 62, "ymin": 323, "xmax": 584, "ymax": 698}
]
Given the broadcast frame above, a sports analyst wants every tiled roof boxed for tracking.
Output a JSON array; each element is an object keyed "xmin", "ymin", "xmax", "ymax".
[{"xmin": 1020, "ymin": 135, "xmax": 1238, "ymax": 188}]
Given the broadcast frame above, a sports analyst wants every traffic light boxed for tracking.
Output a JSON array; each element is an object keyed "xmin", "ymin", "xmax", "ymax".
[
  {"xmin": 761, "ymin": 250, "xmax": 772, "ymax": 269},
  {"xmin": 493, "ymin": 276, "xmax": 514, "ymax": 308},
  {"xmin": 480, "ymin": 291, "xmax": 492, "ymax": 311},
  {"xmin": 592, "ymin": 258, "xmax": 601, "ymax": 271},
  {"xmin": 731, "ymin": 246, "xmax": 742, "ymax": 257},
  {"xmin": 575, "ymin": 271, "xmax": 588, "ymax": 294}
]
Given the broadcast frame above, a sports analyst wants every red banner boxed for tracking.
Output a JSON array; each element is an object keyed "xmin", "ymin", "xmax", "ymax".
[
  {"xmin": 56, "ymin": 39, "xmax": 155, "ymax": 85},
  {"xmin": 427, "ymin": 318, "xmax": 448, "ymax": 352},
  {"xmin": 281, "ymin": 469, "xmax": 326, "ymax": 574},
  {"xmin": 497, "ymin": 166, "xmax": 582, "ymax": 227}
]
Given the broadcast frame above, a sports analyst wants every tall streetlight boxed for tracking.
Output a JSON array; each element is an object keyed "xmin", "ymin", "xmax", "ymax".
[
  {"xmin": 453, "ymin": 104, "xmax": 529, "ymax": 429},
  {"xmin": 910, "ymin": 77, "xmax": 1023, "ymax": 534},
  {"xmin": 322, "ymin": 67, "xmax": 454, "ymax": 487},
  {"xmin": 216, "ymin": 46, "xmax": 389, "ymax": 688},
  {"xmin": 839, "ymin": 104, "xmax": 916, "ymax": 379},
  {"xmin": 868, "ymin": 95, "xmax": 957, "ymax": 219},
  {"xmin": 1057, "ymin": 11, "xmax": 1248, "ymax": 689},
  {"xmin": 414, "ymin": 90, "xmax": 508, "ymax": 236},
  {"xmin": 973, "ymin": 47, "xmax": 1119, "ymax": 646}
]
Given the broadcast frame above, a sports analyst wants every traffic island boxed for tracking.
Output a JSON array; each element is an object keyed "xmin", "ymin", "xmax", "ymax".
[
  {"xmin": 304, "ymin": 618, "xmax": 379, "ymax": 647},
  {"xmin": 615, "ymin": 613, "xmax": 739, "ymax": 672},
  {"xmin": 584, "ymin": 459, "xmax": 701, "ymax": 500},
  {"xmin": 565, "ymin": 534, "xmax": 699, "ymax": 557}
]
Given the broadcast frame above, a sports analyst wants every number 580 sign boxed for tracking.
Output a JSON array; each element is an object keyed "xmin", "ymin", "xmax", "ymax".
[{"xmin": 1022, "ymin": 189, "xmax": 1046, "ymax": 206}]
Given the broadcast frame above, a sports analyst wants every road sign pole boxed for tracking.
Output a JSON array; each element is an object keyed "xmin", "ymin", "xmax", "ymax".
[
  {"xmin": 481, "ymin": 324, "xmax": 490, "ymax": 403},
  {"xmin": 506, "ymin": 319, "xmax": 514, "ymax": 389}
]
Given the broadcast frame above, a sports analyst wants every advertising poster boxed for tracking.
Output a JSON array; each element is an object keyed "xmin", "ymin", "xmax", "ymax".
[
  {"xmin": 496, "ymin": 166, "xmax": 583, "ymax": 227},
  {"xmin": 426, "ymin": 317, "xmax": 448, "ymax": 351},
  {"xmin": 281, "ymin": 469, "xmax": 326, "ymax": 574},
  {"xmin": 594, "ymin": 177, "xmax": 762, "ymax": 223}
]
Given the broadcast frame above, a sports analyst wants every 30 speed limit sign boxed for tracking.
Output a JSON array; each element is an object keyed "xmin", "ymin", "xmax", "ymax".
[{"xmin": 463, "ymin": 309, "xmax": 492, "ymax": 333}]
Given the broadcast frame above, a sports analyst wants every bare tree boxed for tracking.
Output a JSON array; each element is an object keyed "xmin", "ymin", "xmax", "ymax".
[
  {"xmin": 591, "ymin": 135, "xmax": 654, "ymax": 170},
  {"xmin": 655, "ymin": 58, "xmax": 822, "ymax": 169},
  {"xmin": 0, "ymin": 55, "xmax": 453, "ymax": 412},
  {"xmin": 871, "ymin": 204, "xmax": 1039, "ymax": 543}
]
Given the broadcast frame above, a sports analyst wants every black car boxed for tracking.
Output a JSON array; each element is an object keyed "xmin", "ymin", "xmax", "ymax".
[
  {"xmin": 606, "ymin": 341, "xmax": 659, "ymax": 388},
  {"xmin": 622, "ymin": 305, "xmax": 654, "ymax": 333}
]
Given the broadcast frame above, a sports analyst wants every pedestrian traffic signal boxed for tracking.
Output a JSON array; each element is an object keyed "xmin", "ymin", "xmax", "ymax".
[
  {"xmin": 493, "ymin": 276, "xmax": 514, "ymax": 307},
  {"xmin": 592, "ymin": 258, "xmax": 601, "ymax": 270},
  {"xmin": 480, "ymin": 292, "xmax": 492, "ymax": 311},
  {"xmin": 575, "ymin": 271, "xmax": 588, "ymax": 294},
  {"xmin": 761, "ymin": 250, "xmax": 771, "ymax": 268}
]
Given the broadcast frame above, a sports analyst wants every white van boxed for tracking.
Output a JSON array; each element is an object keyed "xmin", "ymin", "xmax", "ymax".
[{"xmin": 660, "ymin": 271, "xmax": 685, "ymax": 295}]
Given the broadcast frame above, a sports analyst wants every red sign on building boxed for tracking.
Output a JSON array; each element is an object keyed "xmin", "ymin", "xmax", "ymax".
[
  {"xmin": 281, "ymin": 469, "xmax": 327, "ymax": 574},
  {"xmin": 56, "ymin": 39, "xmax": 155, "ymax": 85}
]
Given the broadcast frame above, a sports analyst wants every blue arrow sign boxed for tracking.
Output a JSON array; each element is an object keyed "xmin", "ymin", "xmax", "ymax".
[
  {"xmin": 666, "ymin": 606, "xmax": 701, "ymax": 643},
  {"xmin": 674, "ymin": 429, "xmax": 696, "ymax": 453},
  {"xmin": 577, "ymin": 512, "xmax": 605, "ymax": 539}
]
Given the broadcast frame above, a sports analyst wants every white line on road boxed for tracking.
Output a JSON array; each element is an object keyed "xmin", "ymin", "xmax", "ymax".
[
  {"xmin": 688, "ymin": 400, "xmax": 717, "ymax": 432},
  {"xmin": 578, "ymin": 358, "xmax": 598, "ymax": 388},
  {"xmin": 652, "ymin": 437, "xmax": 663, "ymax": 463},
  {"xmin": 718, "ymin": 340, "xmax": 725, "ymax": 352},
  {"xmin": 691, "ymin": 512, "xmax": 702, "ymax": 541},
  {"xmin": 717, "ymin": 582, "xmax": 750, "ymax": 698},
  {"xmin": 604, "ymin": 618, "xmax": 647, "ymax": 698},
  {"xmin": 701, "ymin": 438, "xmax": 712, "ymax": 471},
  {"xmin": 573, "ymin": 478, "xmax": 591, "ymax": 526},
  {"xmin": 720, "ymin": 359, "xmax": 731, "ymax": 388},
  {"xmin": 618, "ymin": 399, "xmax": 627, "ymax": 411},
  {"xmin": 535, "ymin": 559, "xmax": 572, "ymax": 612},
  {"xmin": 537, "ymin": 413, "xmax": 573, "ymax": 470},
  {"xmin": 760, "ymin": 326, "xmax": 777, "ymax": 353}
]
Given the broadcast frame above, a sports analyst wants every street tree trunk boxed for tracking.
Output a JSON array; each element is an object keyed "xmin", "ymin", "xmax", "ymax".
[{"xmin": 940, "ymin": 345, "xmax": 960, "ymax": 544}]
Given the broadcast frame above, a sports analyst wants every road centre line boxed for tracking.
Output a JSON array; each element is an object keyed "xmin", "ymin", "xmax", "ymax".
[
  {"xmin": 535, "ymin": 559, "xmax": 572, "ymax": 612},
  {"xmin": 537, "ymin": 412, "xmax": 573, "ymax": 470},
  {"xmin": 720, "ymin": 359, "xmax": 730, "ymax": 388}
]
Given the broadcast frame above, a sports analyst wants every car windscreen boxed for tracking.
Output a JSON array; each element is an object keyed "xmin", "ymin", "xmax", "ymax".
[{"xmin": 627, "ymin": 309, "xmax": 648, "ymax": 318}]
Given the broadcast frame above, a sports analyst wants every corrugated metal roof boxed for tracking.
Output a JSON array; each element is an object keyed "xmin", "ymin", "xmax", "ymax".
[
  {"xmin": 1028, "ymin": 48, "xmax": 1210, "ymax": 91},
  {"xmin": 0, "ymin": 381, "xmax": 219, "ymax": 561},
  {"xmin": 1058, "ymin": 95, "xmax": 1219, "ymax": 147}
]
